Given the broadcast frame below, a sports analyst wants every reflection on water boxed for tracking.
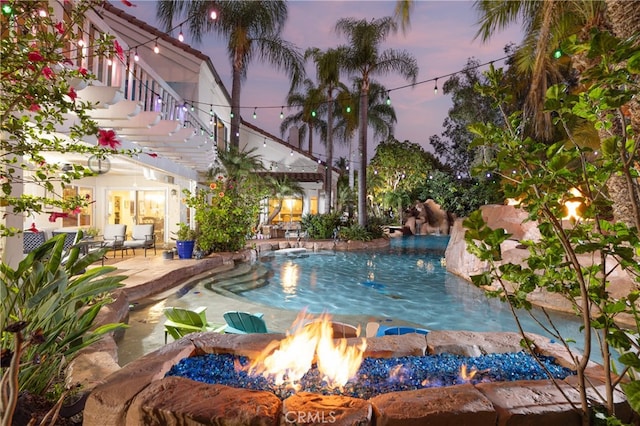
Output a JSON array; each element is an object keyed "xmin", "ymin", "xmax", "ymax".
[{"xmin": 235, "ymin": 235, "xmax": 597, "ymax": 363}]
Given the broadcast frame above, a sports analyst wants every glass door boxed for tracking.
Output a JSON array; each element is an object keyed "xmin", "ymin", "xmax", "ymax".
[
  {"xmin": 107, "ymin": 189, "xmax": 165, "ymax": 243},
  {"xmin": 136, "ymin": 190, "xmax": 165, "ymax": 243}
]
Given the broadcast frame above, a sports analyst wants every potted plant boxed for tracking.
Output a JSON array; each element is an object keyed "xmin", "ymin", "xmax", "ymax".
[{"xmin": 174, "ymin": 223, "xmax": 197, "ymax": 259}]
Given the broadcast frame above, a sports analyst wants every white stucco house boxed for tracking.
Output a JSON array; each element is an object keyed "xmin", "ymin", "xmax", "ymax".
[{"xmin": 3, "ymin": 2, "xmax": 338, "ymax": 266}]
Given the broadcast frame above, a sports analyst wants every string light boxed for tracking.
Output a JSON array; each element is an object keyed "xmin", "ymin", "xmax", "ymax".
[
  {"xmin": 253, "ymin": 107, "xmax": 257, "ymax": 119},
  {"xmin": 311, "ymin": 110, "xmax": 316, "ymax": 117},
  {"xmin": 290, "ymin": 149, "xmax": 294, "ymax": 156},
  {"xmin": 280, "ymin": 107, "xmax": 284, "ymax": 119},
  {"xmin": 263, "ymin": 138, "xmax": 267, "ymax": 147},
  {"xmin": 386, "ymin": 92, "xmax": 391, "ymax": 105},
  {"xmin": 153, "ymin": 40, "xmax": 159, "ymax": 54},
  {"xmin": 434, "ymin": 78, "xmax": 438, "ymax": 95},
  {"xmin": 134, "ymin": 49, "xmax": 139, "ymax": 61},
  {"xmin": 210, "ymin": 9, "xmax": 217, "ymax": 20},
  {"xmin": 178, "ymin": 25, "xmax": 184, "ymax": 42},
  {"xmin": 209, "ymin": 105, "xmax": 214, "ymax": 116},
  {"xmin": 346, "ymin": 106, "xmax": 351, "ymax": 113}
]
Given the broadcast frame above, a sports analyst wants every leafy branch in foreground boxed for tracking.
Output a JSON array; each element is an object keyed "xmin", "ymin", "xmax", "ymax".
[{"xmin": 465, "ymin": 29, "xmax": 640, "ymax": 424}]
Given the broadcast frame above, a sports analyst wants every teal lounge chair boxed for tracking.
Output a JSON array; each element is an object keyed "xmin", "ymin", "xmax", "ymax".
[
  {"xmin": 223, "ymin": 311, "xmax": 268, "ymax": 334},
  {"xmin": 163, "ymin": 306, "xmax": 225, "ymax": 343}
]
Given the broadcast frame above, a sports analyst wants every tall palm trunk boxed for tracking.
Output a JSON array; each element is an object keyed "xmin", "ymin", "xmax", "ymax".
[
  {"xmin": 231, "ymin": 64, "xmax": 242, "ymax": 149},
  {"xmin": 325, "ymin": 92, "xmax": 334, "ymax": 213},
  {"xmin": 357, "ymin": 86, "xmax": 369, "ymax": 226},
  {"xmin": 604, "ymin": 0, "xmax": 640, "ymax": 230},
  {"xmin": 308, "ymin": 123, "xmax": 314, "ymax": 155}
]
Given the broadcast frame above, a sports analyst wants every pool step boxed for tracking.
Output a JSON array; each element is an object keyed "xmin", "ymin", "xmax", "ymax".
[{"xmin": 204, "ymin": 264, "xmax": 271, "ymax": 294}]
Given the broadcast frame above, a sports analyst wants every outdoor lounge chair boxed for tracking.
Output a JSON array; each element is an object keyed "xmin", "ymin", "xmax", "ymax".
[
  {"xmin": 102, "ymin": 224, "xmax": 127, "ymax": 258},
  {"xmin": 123, "ymin": 224, "xmax": 156, "ymax": 256},
  {"xmin": 163, "ymin": 306, "xmax": 225, "ymax": 343},
  {"xmin": 223, "ymin": 311, "xmax": 269, "ymax": 334}
]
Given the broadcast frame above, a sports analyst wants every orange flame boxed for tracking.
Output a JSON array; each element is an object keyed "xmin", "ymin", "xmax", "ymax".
[
  {"xmin": 247, "ymin": 312, "xmax": 366, "ymax": 389},
  {"xmin": 460, "ymin": 364, "xmax": 478, "ymax": 382}
]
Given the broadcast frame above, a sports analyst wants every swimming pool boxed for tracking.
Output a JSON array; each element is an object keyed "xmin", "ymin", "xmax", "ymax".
[{"xmin": 235, "ymin": 236, "xmax": 591, "ymax": 358}]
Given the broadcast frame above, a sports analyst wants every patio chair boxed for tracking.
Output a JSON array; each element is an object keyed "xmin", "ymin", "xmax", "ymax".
[
  {"xmin": 102, "ymin": 224, "xmax": 127, "ymax": 258},
  {"xmin": 223, "ymin": 311, "xmax": 269, "ymax": 334},
  {"xmin": 123, "ymin": 224, "xmax": 156, "ymax": 256},
  {"xmin": 377, "ymin": 325, "xmax": 429, "ymax": 336},
  {"xmin": 51, "ymin": 230, "xmax": 78, "ymax": 253},
  {"xmin": 163, "ymin": 306, "xmax": 225, "ymax": 343},
  {"xmin": 23, "ymin": 231, "xmax": 46, "ymax": 254}
]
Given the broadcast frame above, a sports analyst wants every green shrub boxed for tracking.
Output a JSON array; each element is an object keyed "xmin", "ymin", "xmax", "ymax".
[
  {"xmin": 300, "ymin": 213, "xmax": 342, "ymax": 239},
  {"xmin": 338, "ymin": 224, "xmax": 372, "ymax": 241},
  {"xmin": 1, "ymin": 233, "xmax": 125, "ymax": 406}
]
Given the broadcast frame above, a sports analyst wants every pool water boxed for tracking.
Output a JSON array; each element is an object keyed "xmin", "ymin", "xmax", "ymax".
[{"xmin": 239, "ymin": 236, "xmax": 590, "ymax": 358}]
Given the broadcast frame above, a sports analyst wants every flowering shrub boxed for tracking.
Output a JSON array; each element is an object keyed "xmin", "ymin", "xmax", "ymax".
[
  {"xmin": 0, "ymin": 0, "xmax": 137, "ymax": 236},
  {"xmin": 184, "ymin": 175, "xmax": 263, "ymax": 252}
]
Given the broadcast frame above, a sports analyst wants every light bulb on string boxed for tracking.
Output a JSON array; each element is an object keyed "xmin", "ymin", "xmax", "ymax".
[
  {"xmin": 153, "ymin": 39, "xmax": 159, "ymax": 54},
  {"xmin": 190, "ymin": 103, "xmax": 195, "ymax": 112},
  {"xmin": 230, "ymin": 111, "xmax": 234, "ymax": 119},
  {"xmin": 311, "ymin": 110, "xmax": 316, "ymax": 118},
  {"xmin": 280, "ymin": 107, "xmax": 284, "ymax": 119},
  {"xmin": 209, "ymin": 9, "xmax": 217, "ymax": 20},
  {"xmin": 386, "ymin": 92, "xmax": 391, "ymax": 105},
  {"xmin": 253, "ymin": 108, "xmax": 257, "ymax": 119},
  {"xmin": 134, "ymin": 49, "xmax": 139, "ymax": 61},
  {"xmin": 346, "ymin": 106, "xmax": 351, "ymax": 113},
  {"xmin": 290, "ymin": 149, "xmax": 294, "ymax": 156},
  {"xmin": 263, "ymin": 138, "xmax": 267, "ymax": 147},
  {"xmin": 434, "ymin": 78, "xmax": 438, "ymax": 95},
  {"xmin": 178, "ymin": 25, "xmax": 184, "ymax": 42},
  {"xmin": 209, "ymin": 105, "xmax": 214, "ymax": 116}
]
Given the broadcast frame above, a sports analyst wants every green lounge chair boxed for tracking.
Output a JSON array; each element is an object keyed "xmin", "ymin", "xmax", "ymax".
[
  {"xmin": 223, "ymin": 311, "xmax": 268, "ymax": 334},
  {"xmin": 163, "ymin": 306, "xmax": 225, "ymax": 343}
]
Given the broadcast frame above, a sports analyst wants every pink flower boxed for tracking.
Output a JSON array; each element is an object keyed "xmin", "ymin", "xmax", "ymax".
[
  {"xmin": 120, "ymin": 0, "xmax": 136, "ymax": 6},
  {"xmin": 71, "ymin": 207, "xmax": 82, "ymax": 214},
  {"xmin": 29, "ymin": 103, "xmax": 41, "ymax": 112},
  {"xmin": 114, "ymin": 40, "xmax": 124, "ymax": 61},
  {"xmin": 147, "ymin": 152, "xmax": 158, "ymax": 158},
  {"xmin": 68, "ymin": 87, "xmax": 77, "ymax": 101},
  {"xmin": 28, "ymin": 51, "xmax": 44, "ymax": 62},
  {"xmin": 42, "ymin": 66, "xmax": 54, "ymax": 79},
  {"xmin": 78, "ymin": 67, "xmax": 87, "ymax": 76},
  {"xmin": 54, "ymin": 22, "xmax": 64, "ymax": 34},
  {"xmin": 97, "ymin": 129, "xmax": 120, "ymax": 149}
]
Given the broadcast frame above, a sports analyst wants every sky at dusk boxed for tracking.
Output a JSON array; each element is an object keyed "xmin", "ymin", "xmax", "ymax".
[{"xmin": 117, "ymin": 1, "xmax": 523, "ymax": 162}]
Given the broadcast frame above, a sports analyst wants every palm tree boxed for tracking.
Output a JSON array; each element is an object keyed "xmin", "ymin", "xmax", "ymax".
[
  {"xmin": 602, "ymin": 0, "xmax": 640, "ymax": 230},
  {"xmin": 336, "ymin": 16, "xmax": 418, "ymax": 227},
  {"xmin": 305, "ymin": 47, "xmax": 346, "ymax": 214},
  {"xmin": 474, "ymin": 0, "xmax": 639, "ymax": 229},
  {"xmin": 394, "ymin": 0, "xmax": 415, "ymax": 34},
  {"xmin": 334, "ymin": 79, "xmax": 399, "ymax": 221},
  {"xmin": 208, "ymin": 146, "xmax": 265, "ymax": 184},
  {"xmin": 280, "ymin": 78, "xmax": 326, "ymax": 155},
  {"xmin": 264, "ymin": 175, "xmax": 304, "ymax": 225},
  {"xmin": 474, "ymin": 0, "xmax": 606, "ymax": 141},
  {"xmin": 156, "ymin": 0, "xmax": 304, "ymax": 149}
]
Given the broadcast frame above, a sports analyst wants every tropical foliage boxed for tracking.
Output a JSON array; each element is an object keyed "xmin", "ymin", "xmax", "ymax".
[
  {"xmin": 367, "ymin": 138, "xmax": 443, "ymax": 219},
  {"xmin": 1, "ymin": 233, "xmax": 125, "ymax": 422},
  {"xmin": 335, "ymin": 16, "xmax": 418, "ymax": 226},
  {"xmin": 300, "ymin": 213, "xmax": 342, "ymax": 240},
  {"xmin": 465, "ymin": 31, "xmax": 640, "ymax": 422},
  {"xmin": 417, "ymin": 170, "xmax": 503, "ymax": 218}
]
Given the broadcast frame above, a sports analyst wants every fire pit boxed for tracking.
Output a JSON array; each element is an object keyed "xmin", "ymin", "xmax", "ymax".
[
  {"xmin": 165, "ymin": 314, "xmax": 575, "ymax": 401},
  {"xmin": 84, "ymin": 315, "xmax": 628, "ymax": 426}
]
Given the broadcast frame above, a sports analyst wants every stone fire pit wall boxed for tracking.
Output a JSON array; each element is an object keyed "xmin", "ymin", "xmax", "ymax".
[{"xmin": 84, "ymin": 331, "xmax": 631, "ymax": 426}]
